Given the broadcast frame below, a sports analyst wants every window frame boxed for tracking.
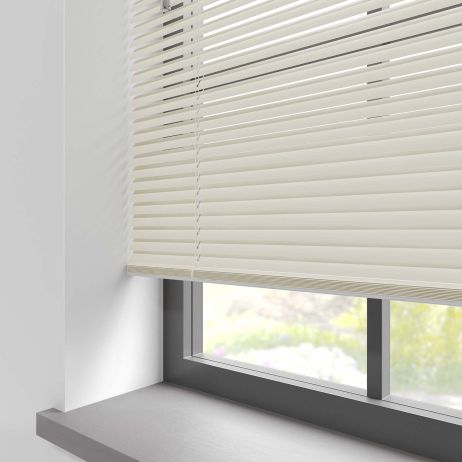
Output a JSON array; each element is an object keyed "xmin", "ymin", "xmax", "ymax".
[{"xmin": 164, "ymin": 280, "xmax": 462, "ymax": 462}]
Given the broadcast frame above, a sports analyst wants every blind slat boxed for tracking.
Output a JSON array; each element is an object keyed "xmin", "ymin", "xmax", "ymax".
[
  {"xmin": 132, "ymin": 1, "xmax": 461, "ymax": 86},
  {"xmin": 133, "ymin": 228, "xmax": 462, "ymax": 249},
  {"xmin": 133, "ymin": 108, "xmax": 462, "ymax": 156},
  {"xmin": 132, "ymin": 45, "xmax": 462, "ymax": 132},
  {"xmin": 134, "ymin": 82, "xmax": 462, "ymax": 145},
  {"xmin": 133, "ymin": 0, "xmax": 387, "ymax": 71}
]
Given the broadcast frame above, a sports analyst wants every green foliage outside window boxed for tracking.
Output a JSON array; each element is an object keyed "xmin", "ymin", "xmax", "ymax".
[{"xmin": 204, "ymin": 297, "xmax": 462, "ymax": 394}]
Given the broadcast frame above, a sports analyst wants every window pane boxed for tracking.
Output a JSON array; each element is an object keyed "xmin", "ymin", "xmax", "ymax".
[
  {"xmin": 391, "ymin": 301, "xmax": 462, "ymax": 412},
  {"xmin": 202, "ymin": 283, "xmax": 367, "ymax": 389}
]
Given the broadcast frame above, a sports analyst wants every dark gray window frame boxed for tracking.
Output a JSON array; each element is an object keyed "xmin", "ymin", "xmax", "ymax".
[{"xmin": 164, "ymin": 279, "xmax": 462, "ymax": 462}]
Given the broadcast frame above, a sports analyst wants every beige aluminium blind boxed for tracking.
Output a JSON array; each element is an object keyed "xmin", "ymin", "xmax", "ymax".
[{"xmin": 128, "ymin": 0, "xmax": 462, "ymax": 304}]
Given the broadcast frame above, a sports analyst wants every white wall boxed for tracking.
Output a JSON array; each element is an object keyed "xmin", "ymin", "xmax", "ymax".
[
  {"xmin": 0, "ymin": 1, "xmax": 76, "ymax": 461},
  {"xmin": 0, "ymin": 0, "xmax": 162, "ymax": 459},
  {"xmin": 64, "ymin": 0, "xmax": 163, "ymax": 411}
]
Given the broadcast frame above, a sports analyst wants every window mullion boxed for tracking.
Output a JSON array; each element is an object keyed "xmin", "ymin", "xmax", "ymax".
[{"xmin": 367, "ymin": 298, "xmax": 390, "ymax": 399}]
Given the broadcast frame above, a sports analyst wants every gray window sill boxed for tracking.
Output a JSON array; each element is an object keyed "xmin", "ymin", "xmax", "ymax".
[{"xmin": 37, "ymin": 382, "xmax": 432, "ymax": 462}]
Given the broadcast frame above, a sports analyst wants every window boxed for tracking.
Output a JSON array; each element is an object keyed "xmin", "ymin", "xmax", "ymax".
[
  {"xmin": 199, "ymin": 282, "xmax": 462, "ymax": 417},
  {"xmin": 203, "ymin": 283, "xmax": 367, "ymax": 389},
  {"xmin": 164, "ymin": 280, "xmax": 462, "ymax": 461},
  {"xmin": 390, "ymin": 301, "xmax": 462, "ymax": 413}
]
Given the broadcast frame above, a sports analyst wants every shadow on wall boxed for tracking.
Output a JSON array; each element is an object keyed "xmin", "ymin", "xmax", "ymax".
[{"xmin": 64, "ymin": 0, "xmax": 162, "ymax": 411}]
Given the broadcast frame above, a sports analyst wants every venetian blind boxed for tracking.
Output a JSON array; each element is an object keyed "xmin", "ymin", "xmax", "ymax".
[{"xmin": 128, "ymin": 0, "xmax": 462, "ymax": 304}]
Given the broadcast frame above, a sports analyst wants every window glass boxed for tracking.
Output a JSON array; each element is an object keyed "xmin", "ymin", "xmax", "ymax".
[
  {"xmin": 203, "ymin": 283, "xmax": 367, "ymax": 389},
  {"xmin": 391, "ymin": 301, "xmax": 462, "ymax": 412}
]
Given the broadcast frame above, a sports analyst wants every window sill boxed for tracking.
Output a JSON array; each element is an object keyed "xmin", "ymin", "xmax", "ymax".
[{"xmin": 37, "ymin": 382, "xmax": 431, "ymax": 462}]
